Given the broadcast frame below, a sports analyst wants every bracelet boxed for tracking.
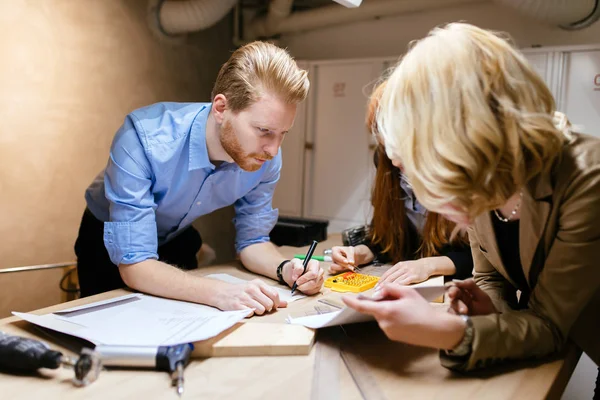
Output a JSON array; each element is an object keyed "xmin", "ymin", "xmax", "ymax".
[{"xmin": 276, "ymin": 260, "xmax": 290, "ymax": 286}]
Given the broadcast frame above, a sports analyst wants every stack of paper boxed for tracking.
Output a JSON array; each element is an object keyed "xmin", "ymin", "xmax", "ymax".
[{"xmin": 13, "ymin": 293, "xmax": 251, "ymax": 346}]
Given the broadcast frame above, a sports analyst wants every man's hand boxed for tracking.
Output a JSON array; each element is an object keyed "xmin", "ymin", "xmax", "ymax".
[
  {"xmin": 329, "ymin": 245, "xmax": 374, "ymax": 274},
  {"xmin": 446, "ymin": 279, "xmax": 498, "ymax": 316},
  {"xmin": 283, "ymin": 259, "xmax": 324, "ymax": 295},
  {"xmin": 214, "ymin": 279, "xmax": 287, "ymax": 316}
]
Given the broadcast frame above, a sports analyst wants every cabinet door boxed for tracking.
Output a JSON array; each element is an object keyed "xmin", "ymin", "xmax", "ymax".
[
  {"xmin": 521, "ymin": 50, "xmax": 565, "ymax": 107},
  {"xmin": 523, "ymin": 51, "xmax": 552, "ymax": 85},
  {"xmin": 272, "ymin": 62, "xmax": 308, "ymax": 217},
  {"xmin": 303, "ymin": 61, "xmax": 382, "ymax": 232},
  {"xmin": 562, "ymin": 50, "xmax": 600, "ymax": 137}
]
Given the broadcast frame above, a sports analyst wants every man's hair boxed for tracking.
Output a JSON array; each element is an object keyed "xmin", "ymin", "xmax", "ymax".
[
  {"xmin": 211, "ymin": 41, "xmax": 309, "ymax": 112},
  {"xmin": 377, "ymin": 23, "xmax": 570, "ymax": 220}
]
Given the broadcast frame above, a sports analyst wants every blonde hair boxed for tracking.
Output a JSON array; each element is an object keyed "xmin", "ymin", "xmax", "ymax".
[
  {"xmin": 212, "ymin": 41, "xmax": 309, "ymax": 112},
  {"xmin": 377, "ymin": 23, "xmax": 569, "ymax": 220}
]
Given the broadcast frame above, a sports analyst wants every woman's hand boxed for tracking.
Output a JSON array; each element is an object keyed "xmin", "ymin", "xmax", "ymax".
[
  {"xmin": 377, "ymin": 259, "xmax": 433, "ymax": 286},
  {"xmin": 446, "ymin": 279, "xmax": 498, "ymax": 316},
  {"xmin": 329, "ymin": 244, "xmax": 374, "ymax": 274},
  {"xmin": 342, "ymin": 284, "xmax": 466, "ymax": 350}
]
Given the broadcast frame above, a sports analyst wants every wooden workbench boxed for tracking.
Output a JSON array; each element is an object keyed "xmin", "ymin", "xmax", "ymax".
[{"xmin": 0, "ymin": 237, "xmax": 580, "ymax": 399}]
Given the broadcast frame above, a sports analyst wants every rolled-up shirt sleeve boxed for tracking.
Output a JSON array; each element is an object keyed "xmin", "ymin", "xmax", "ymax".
[
  {"xmin": 103, "ymin": 115, "xmax": 159, "ymax": 265},
  {"xmin": 233, "ymin": 153, "xmax": 281, "ymax": 253}
]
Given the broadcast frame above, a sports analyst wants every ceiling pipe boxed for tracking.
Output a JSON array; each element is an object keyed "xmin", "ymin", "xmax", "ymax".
[
  {"xmin": 149, "ymin": 0, "xmax": 238, "ymax": 37},
  {"xmin": 249, "ymin": 0, "xmax": 294, "ymax": 40},
  {"xmin": 150, "ymin": 0, "xmax": 600, "ymax": 43},
  {"xmin": 245, "ymin": 0, "xmax": 486, "ymax": 40},
  {"xmin": 496, "ymin": 0, "xmax": 600, "ymax": 30}
]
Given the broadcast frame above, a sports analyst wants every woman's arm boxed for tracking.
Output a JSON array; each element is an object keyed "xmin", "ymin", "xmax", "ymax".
[{"xmin": 439, "ymin": 242, "xmax": 474, "ymax": 281}]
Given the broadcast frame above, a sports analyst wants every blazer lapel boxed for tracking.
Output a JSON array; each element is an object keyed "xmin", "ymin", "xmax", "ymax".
[
  {"xmin": 520, "ymin": 173, "xmax": 553, "ymax": 288},
  {"xmin": 475, "ymin": 212, "xmax": 518, "ymax": 288}
]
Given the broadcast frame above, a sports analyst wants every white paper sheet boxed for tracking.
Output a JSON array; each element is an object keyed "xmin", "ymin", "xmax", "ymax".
[
  {"xmin": 13, "ymin": 293, "xmax": 251, "ymax": 346},
  {"xmin": 287, "ymin": 284, "xmax": 447, "ymax": 329},
  {"xmin": 205, "ymin": 273, "xmax": 307, "ymax": 303}
]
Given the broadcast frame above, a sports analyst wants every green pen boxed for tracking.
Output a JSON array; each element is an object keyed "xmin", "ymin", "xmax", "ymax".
[{"xmin": 293, "ymin": 254, "xmax": 332, "ymax": 262}]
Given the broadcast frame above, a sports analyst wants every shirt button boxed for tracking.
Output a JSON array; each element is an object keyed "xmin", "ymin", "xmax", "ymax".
[{"xmin": 196, "ymin": 202, "xmax": 201, "ymax": 206}]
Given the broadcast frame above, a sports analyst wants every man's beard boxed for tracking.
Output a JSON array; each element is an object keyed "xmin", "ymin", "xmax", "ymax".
[{"xmin": 220, "ymin": 120, "xmax": 273, "ymax": 172}]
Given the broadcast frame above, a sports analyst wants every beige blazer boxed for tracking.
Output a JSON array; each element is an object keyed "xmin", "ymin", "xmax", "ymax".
[{"xmin": 445, "ymin": 132, "xmax": 600, "ymax": 371}]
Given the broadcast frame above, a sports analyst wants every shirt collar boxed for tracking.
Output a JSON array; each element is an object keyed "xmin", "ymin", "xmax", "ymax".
[
  {"xmin": 399, "ymin": 174, "xmax": 427, "ymax": 215},
  {"xmin": 399, "ymin": 174, "xmax": 414, "ymax": 199},
  {"xmin": 189, "ymin": 103, "xmax": 215, "ymax": 171}
]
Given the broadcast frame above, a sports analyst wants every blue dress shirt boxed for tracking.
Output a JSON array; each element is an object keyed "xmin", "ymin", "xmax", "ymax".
[{"xmin": 85, "ymin": 102, "xmax": 281, "ymax": 266}]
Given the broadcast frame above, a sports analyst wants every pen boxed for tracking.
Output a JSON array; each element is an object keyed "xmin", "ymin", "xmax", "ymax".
[
  {"xmin": 291, "ymin": 240, "xmax": 318, "ymax": 294},
  {"xmin": 293, "ymin": 254, "xmax": 332, "ymax": 262}
]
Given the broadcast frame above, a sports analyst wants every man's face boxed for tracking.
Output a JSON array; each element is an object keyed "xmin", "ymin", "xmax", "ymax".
[{"xmin": 220, "ymin": 92, "xmax": 296, "ymax": 172}]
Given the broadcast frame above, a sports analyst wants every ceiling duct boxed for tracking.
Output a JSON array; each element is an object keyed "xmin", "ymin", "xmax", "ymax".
[
  {"xmin": 496, "ymin": 0, "xmax": 600, "ymax": 30},
  {"xmin": 148, "ymin": 0, "xmax": 600, "ymax": 42}
]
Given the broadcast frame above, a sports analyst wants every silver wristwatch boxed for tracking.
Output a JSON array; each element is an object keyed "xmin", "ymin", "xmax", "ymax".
[{"xmin": 446, "ymin": 315, "xmax": 474, "ymax": 357}]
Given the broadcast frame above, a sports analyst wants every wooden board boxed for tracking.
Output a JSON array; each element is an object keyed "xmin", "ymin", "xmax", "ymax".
[
  {"xmin": 0, "ymin": 284, "xmax": 316, "ymax": 359},
  {"xmin": 193, "ymin": 322, "xmax": 315, "ymax": 358},
  {"xmin": 411, "ymin": 275, "xmax": 445, "ymax": 303}
]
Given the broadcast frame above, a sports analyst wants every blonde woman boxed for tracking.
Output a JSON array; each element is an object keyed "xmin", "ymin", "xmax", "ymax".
[
  {"xmin": 76, "ymin": 41, "xmax": 324, "ymax": 314},
  {"xmin": 344, "ymin": 23, "xmax": 600, "ymax": 376}
]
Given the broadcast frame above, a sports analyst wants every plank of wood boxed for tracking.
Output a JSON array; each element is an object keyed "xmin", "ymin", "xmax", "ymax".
[
  {"xmin": 411, "ymin": 275, "xmax": 445, "ymax": 303},
  {"xmin": 193, "ymin": 322, "xmax": 316, "ymax": 358}
]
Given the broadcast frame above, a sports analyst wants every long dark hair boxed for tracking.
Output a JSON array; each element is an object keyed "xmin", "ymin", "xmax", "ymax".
[{"xmin": 367, "ymin": 82, "xmax": 467, "ymax": 262}]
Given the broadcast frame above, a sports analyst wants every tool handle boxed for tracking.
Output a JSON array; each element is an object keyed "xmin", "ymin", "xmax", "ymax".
[
  {"xmin": 156, "ymin": 343, "xmax": 194, "ymax": 373},
  {"xmin": 94, "ymin": 345, "xmax": 158, "ymax": 368},
  {"xmin": 0, "ymin": 331, "xmax": 63, "ymax": 372}
]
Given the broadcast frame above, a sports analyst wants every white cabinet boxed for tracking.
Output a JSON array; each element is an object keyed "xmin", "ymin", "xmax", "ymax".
[
  {"xmin": 522, "ymin": 45, "xmax": 600, "ymax": 137},
  {"xmin": 272, "ymin": 62, "xmax": 308, "ymax": 217},
  {"xmin": 302, "ymin": 61, "xmax": 384, "ymax": 232},
  {"xmin": 521, "ymin": 49, "xmax": 566, "ymax": 109},
  {"xmin": 562, "ymin": 50, "xmax": 600, "ymax": 137},
  {"xmin": 273, "ymin": 58, "xmax": 388, "ymax": 232},
  {"xmin": 523, "ymin": 51, "xmax": 552, "ymax": 83}
]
